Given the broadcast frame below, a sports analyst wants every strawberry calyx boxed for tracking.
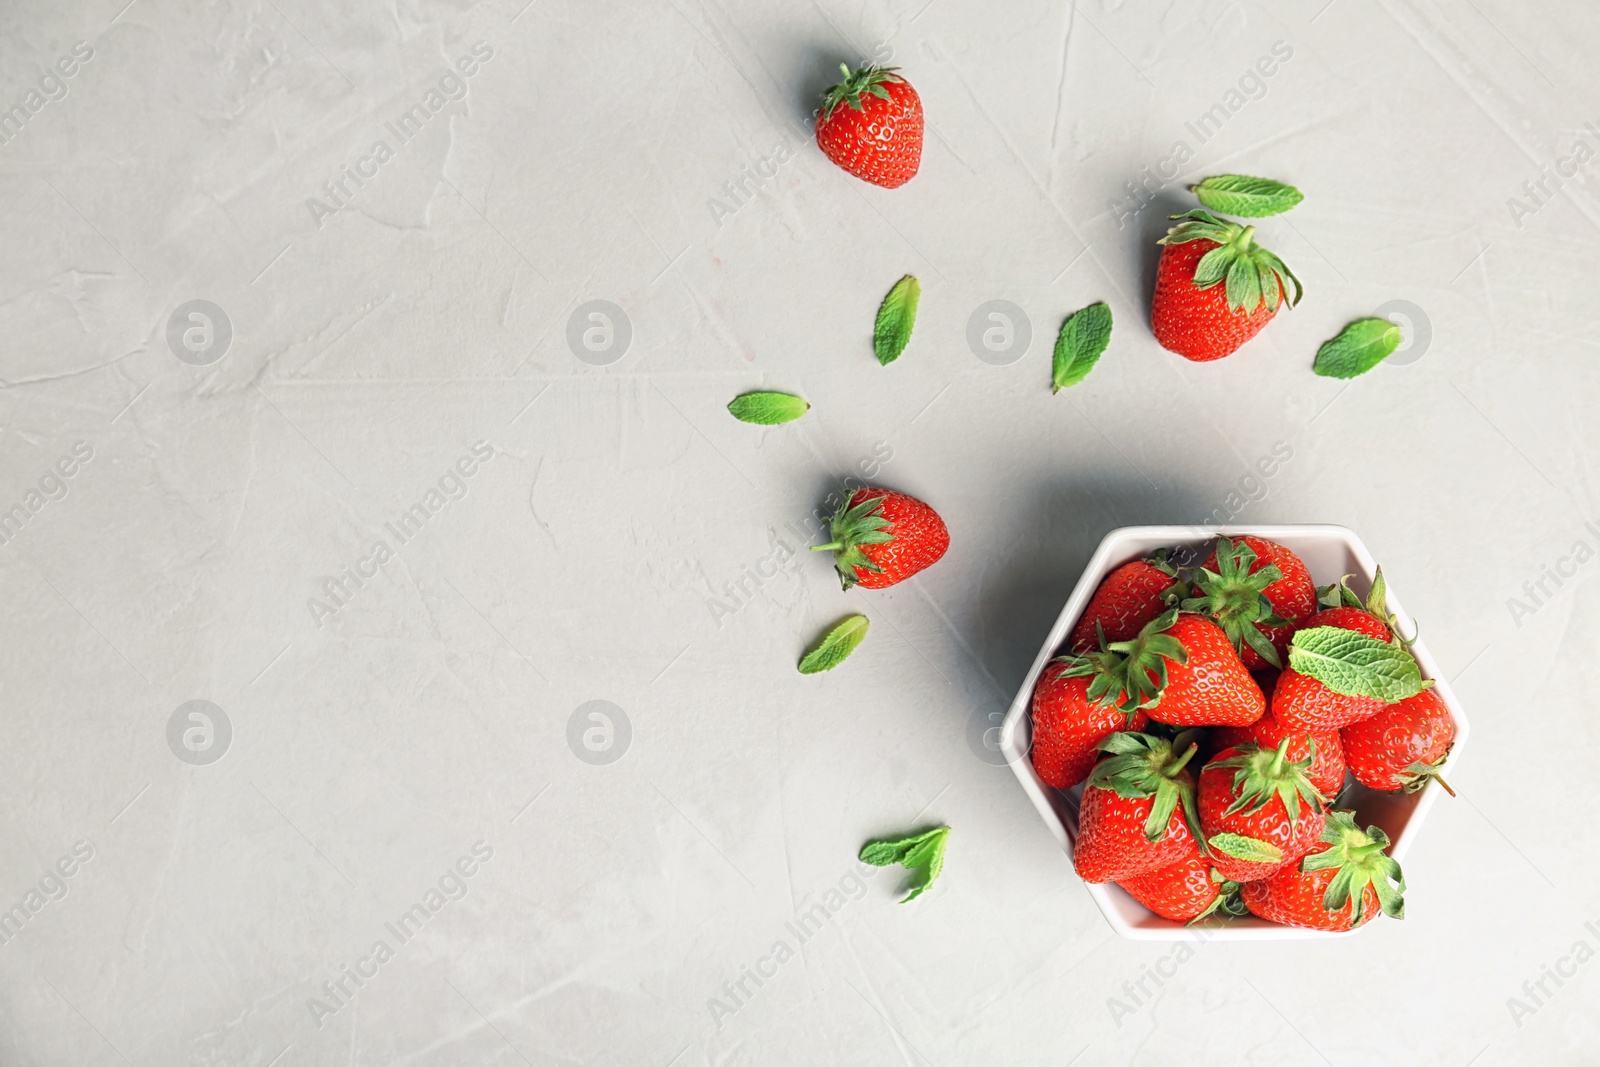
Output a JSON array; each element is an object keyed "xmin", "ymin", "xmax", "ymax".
[
  {"xmin": 1051, "ymin": 637, "xmax": 1142, "ymax": 717},
  {"xmin": 1188, "ymin": 868, "xmax": 1247, "ymax": 925},
  {"xmin": 818, "ymin": 64, "xmax": 908, "ymax": 122},
  {"xmin": 1317, "ymin": 568, "xmax": 1418, "ymax": 646},
  {"xmin": 1181, "ymin": 536, "xmax": 1288, "ymax": 668},
  {"xmin": 1299, "ymin": 809, "xmax": 1406, "ymax": 925},
  {"xmin": 1159, "ymin": 209, "xmax": 1302, "ymax": 314},
  {"xmin": 1394, "ymin": 744, "xmax": 1457, "ymax": 796},
  {"xmin": 1145, "ymin": 547, "xmax": 1191, "ymax": 604},
  {"xmin": 811, "ymin": 491, "xmax": 895, "ymax": 589},
  {"xmin": 1100, "ymin": 609, "xmax": 1190, "ymax": 711},
  {"xmin": 1211, "ymin": 737, "xmax": 1326, "ymax": 831},
  {"xmin": 1087, "ymin": 731, "xmax": 1202, "ymax": 845}
]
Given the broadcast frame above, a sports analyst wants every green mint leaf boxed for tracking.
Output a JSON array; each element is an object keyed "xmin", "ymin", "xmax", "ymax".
[
  {"xmin": 1288, "ymin": 626, "xmax": 1429, "ymax": 702},
  {"xmin": 798, "ymin": 614, "xmax": 870, "ymax": 674},
  {"xmin": 726, "ymin": 391, "xmax": 810, "ymax": 425},
  {"xmin": 874, "ymin": 274, "xmax": 920, "ymax": 366},
  {"xmin": 859, "ymin": 825, "xmax": 949, "ymax": 903},
  {"xmin": 1207, "ymin": 833, "xmax": 1284, "ymax": 864},
  {"xmin": 1191, "ymin": 175, "xmax": 1304, "ymax": 218},
  {"xmin": 858, "ymin": 825, "xmax": 945, "ymax": 867},
  {"xmin": 1052, "ymin": 301, "xmax": 1113, "ymax": 393},
  {"xmin": 1313, "ymin": 318, "xmax": 1404, "ymax": 379}
]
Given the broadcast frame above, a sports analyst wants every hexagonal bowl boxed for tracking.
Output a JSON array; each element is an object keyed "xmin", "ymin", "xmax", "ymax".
[{"xmin": 998, "ymin": 524, "xmax": 1469, "ymax": 940}]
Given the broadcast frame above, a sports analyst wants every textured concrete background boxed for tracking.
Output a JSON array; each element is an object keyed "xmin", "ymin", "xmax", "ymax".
[{"xmin": 1, "ymin": 0, "xmax": 1597, "ymax": 1064}]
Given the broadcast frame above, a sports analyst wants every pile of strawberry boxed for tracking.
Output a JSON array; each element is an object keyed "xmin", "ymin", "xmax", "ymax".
[{"xmin": 1029, "ymin": 537, "xmax": 1455, "ymax": 931}]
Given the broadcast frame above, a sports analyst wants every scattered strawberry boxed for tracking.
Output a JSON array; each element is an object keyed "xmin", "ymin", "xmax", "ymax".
[
  {"xmin": 812, "ymin": 487, "xmax": 948, "ymax": 590},
  {"xmin": 1029, "ymin": 650, "xmax": 1151, "ymax": 790},
  {"xmin": 1151, "ymin": 210, "xmax": 1302, "ymax": 362},
  {"xmin": 1073, "ymin": 732, "xmax": 1202, "ymax": 884},
  {"xmin": 815, "ymin": 64, "xmax": 923, "ymax": 189},
  {"xmin": 1240, "ymin": 810, "xmax": 1405, "ymax": 931},
  {"xmin": 1341, "ymin": 688, "xmax": 1456, "ymax": 794},
  {"xmin": 1184, "ymin": 536, "xmax": 1316, "ymax": 669},
  {"xmin": 1198, "ymin": 739, "xmax": 1326, "ymax": 882},
  {"xmin": 1068, "ymin": 553, "xmax": 1182, "ymax": 654},
  {"xmin": 1103, "ymin": 611, "xmax": 1266, "ymax": 727},
  {"xmin": 1215, "ymin": 708, "xmax": 1346, "ymax": 799},
  {"xmin": 1117, "ymin": 853, "xmax": 1244, "ymax": 924}
]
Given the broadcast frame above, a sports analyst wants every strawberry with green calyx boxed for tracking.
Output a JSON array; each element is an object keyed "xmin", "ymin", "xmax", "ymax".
[
  {"xmin": 815, "ymin": 64, "xmax": 923, "ymax": 189},
  {"xmin": 1152, "ymin": 209, "xmax": 1302, "ymax": 362},
  {"xmin": 1316, "ymin": 567, "xmax": 1416, "ymax": 645},
  {"xmin": 1103, "ymin": 611, "xmax": 1266, "ymax": 727},
  {"xmin": 811, "ymin": 487, "xmax": 949, "ymax": 590},
  {"xmin": 1199, "ymin": 739, "xmax": 1327, "ymax": 882},
  {"xmin": 1072, "ymin": 732, "xmax": 1203, "ymax": 884},
  {"xmin": 1068, "ymin": 551, "xmax": 1185, "ymax": 654},
  {"xmin": 1117, "ymin": 854, "xmax": 1245, "ymax": 924},
  {"xmin": 1029, "ymin": 646, "xmax": 1152, "ymax": 790},
  {"xmin": 1341, "ymin": 688, "xmax": 1456, "ymax": 795},
  {"xmin": 1215, "ymin": 708, "xmax": 1346, "ymax": 799},
  {"xmin": 1183, "ymin": 536, "xmax": 1315, "ymax": 669},
  {"xmin": 1240, "ymin": 810, "xmax": 1405, "ymax": 930},
  {"xmin": 1274, "ymin": 606, "xmax": 1430, "ymax": 733}
]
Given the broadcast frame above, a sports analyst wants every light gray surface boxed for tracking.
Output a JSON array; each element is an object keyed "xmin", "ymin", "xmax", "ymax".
[{"xmin": 1, "ymin": 0, "xmax": 1596, "ymax": 1064}]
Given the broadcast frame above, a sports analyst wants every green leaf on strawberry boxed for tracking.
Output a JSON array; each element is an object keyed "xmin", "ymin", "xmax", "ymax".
[
  {"xmin": 1206, "ymin": 832, "xmax": 1284, "ymax": 864},
  {"xmin": 859, "ymin": 825, "xmax": 949, "ymax": 903},
  {"xmin": 1052, "ymin": 301, "xmax": 1113, "ymax": 393},
  {"xmin": 798, "ymin": 614, "xmax": 870, "ymax": 674},
  {"xmin": 1313, "ymin": 318, "xmax": 1403, "ymax": 379},
  {"xmin": 874, "ymin": 274, "xmax": 920, "ymax": 366},
  {"xmin": 1191, "ymin": 175, "xmax": 1304, "ymax": 218},
  {"xmin": 1289, "ymin": 626, "xmax": 1430, "ymax": 703},
  {"xmin": 727, "ymin": 391, "xmax": 810, "ymax": 425}
]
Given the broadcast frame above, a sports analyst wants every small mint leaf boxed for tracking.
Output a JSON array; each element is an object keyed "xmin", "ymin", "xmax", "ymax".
[
  {"xmin": 1191, "ymin": 175, "xmax": 1304, "ymax": 218},
  {"xmin": 1313, "ymin": 318, "xmax": 1404, "ymax": 379},
  {"xmin": 1207, "ymin": 833, "xmax": 1284, "ymax": 864},
  {"xmin": 1288, "ymin": 626, "xmax": 1428, "ymax": 702},
  {"xmin": 860, "ymin": 826, "xmax": 949, "ymax": 903},
  {"xmin": 874, "ymin": 275, "xmax": 920, "ymax": 366},
  {"xmin": 798, "ymin": 615, "xmax": 870, "ymax": 674},
  {"xmin": 727, "ymin": 391, "xmax": 810, "ymax": 425},
  {"xmin": 1052, "ymin": 301, "xmax": 1113, "ymax": 393}
]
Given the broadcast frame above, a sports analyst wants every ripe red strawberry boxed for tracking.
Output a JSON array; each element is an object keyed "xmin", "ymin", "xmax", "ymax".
[
  {"xmin": 812, "ymin": 487, "xmax": 948, "ymax": 590},
  {"xmin": 815, "ymin": 64, "xmax": 923, "ymax": 189},
  {"xmin": 1069, "ymin": 554, "xmax": 1182, "ymax": 654},
  {"xmin": 1240, "ymin": 810, "xmax": 1406, "ymax": 931},
  {"xmin": 1029, "ymin": 654, "xmax": 1151, "ymax": 790},
  {"xmin": 1117, "ymin": 853, "xmax": 1244, "ymax": 924},
  {"xmin": 1214, "ymin": 710, "xmax": 1345, "ymax": 799},
  {"xmin": 1341, "ymin": 688, "xmax": 1456, "ymax": 794},
  {"xmin": 1151, "ymin": 210, "xmax": 1302, "ymax": 362},
  {"xmin": 1073, "ymin": 733, "xmax": 1202, "ymax": 884},
  {"xmin": 1272, "ymin": 601, "xmax": 1423, "ymax": 733},
  {"xmin": 1103, "ymin": 611, "xmax": 1265, "ymax": 727},
  {"xmin": 1198, "ymin": 740, "xmax": 1326, "ymax": 882},
  {"xmin": 1184, "ymin": 536, "xmax": 1316, "ymax": 669}
]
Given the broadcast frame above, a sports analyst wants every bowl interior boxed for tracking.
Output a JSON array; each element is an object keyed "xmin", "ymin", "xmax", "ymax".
[{"xmin": 998, "ymin": 524, "xmax": 1469, "ymax": 941}]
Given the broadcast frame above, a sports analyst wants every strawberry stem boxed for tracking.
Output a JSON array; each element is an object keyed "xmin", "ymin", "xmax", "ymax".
[{"xmin": 810, "ymin": 542, "xmax": 842, "ymax": 552}]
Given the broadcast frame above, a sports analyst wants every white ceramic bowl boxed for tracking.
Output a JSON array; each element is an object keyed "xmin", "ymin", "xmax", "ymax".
[{"xmin": 998, "ymin": 524, "xmax": 1470, "ymax": 941}]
